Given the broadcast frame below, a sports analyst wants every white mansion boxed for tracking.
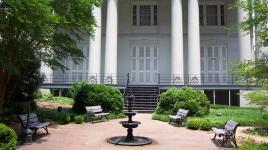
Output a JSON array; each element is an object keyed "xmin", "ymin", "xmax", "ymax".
[{"xmin": 41, "ymin": 0, "xmax": 257, "ymax": 107}]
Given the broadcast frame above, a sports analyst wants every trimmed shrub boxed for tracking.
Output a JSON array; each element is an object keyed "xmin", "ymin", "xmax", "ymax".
[
  {"xmin": 186, "ymin": 118, "xmax": 201, "ymax": 130},
  {"xmin": 200, "ymin": 119, "xmax": 212, "ymax": 131},
  {"xmin": 156, "ymin": 87, "xmax": 210, "ymax": 116},
  {"xmin": 71, "ymin": 82, "xmax": 124, "ymax": 114},
  {"xmin": 74, "ymin": 115, "xmax": 85, "ymax": 124},
  {"xmin": 0, "ymin": 124, "xmax": 17, "ymax": 150}
]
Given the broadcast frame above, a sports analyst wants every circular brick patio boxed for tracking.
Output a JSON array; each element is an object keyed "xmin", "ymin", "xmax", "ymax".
[{"xmin": 17, "ymin": 114, "xmax": 230, "ymax": 150}]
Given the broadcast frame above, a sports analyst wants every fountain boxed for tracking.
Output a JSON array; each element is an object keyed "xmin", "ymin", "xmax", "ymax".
[{"xmin": 107, "ymin": 94, "xmax": 152, "ymax": 146}]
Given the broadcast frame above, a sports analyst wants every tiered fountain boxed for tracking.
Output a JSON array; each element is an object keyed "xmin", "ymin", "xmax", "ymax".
[{"xmin": 107, "ymin": 94, "xmax": 152, "ymax": 146}]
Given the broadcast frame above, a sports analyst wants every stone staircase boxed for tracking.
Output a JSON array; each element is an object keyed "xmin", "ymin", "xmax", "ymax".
[{"xmin": 124, "ymin": 85, "xmax": 160, "ymax": 112}]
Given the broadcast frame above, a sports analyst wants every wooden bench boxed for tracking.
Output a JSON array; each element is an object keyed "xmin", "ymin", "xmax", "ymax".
[
  {"xmin": 168, "ymin": 109, "xmax": 189, "ymax": 124},
  {"xmin": 212, "ymin": 120, "xmax": 239, "ymax": 147},
  {"xmin": 18, "ymin": 113, "xmax": 50, "ymax": 135},
  {"xmin": 85, "ymin": 105, "xmax": 109, "ymax": 122}
]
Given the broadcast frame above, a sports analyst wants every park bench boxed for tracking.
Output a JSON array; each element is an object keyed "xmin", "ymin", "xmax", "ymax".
[
  {"xmin": 18, "ymin": 113, "xmax": 50, "ymax": 135},
  {"xmin": 168, "ymin": 109, "xmax": 189, "ymax": 124},
  {"xmin": 212, "ymin": 120, "xmax": 239, "ymax": 147},
  {"xmin": 85, "ymin": 105, "xmax": 109, "ymax": 122}
]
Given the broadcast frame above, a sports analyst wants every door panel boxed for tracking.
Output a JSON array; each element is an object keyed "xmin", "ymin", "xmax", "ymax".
[{"xmin": 131, "ymin": 45, "xmax": 158, "ymax": 84}]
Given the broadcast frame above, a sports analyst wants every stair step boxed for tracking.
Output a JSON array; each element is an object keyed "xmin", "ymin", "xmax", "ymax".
[{"xmin": 124, "ymin": 85, "xmax": 160, "ymax": 111}]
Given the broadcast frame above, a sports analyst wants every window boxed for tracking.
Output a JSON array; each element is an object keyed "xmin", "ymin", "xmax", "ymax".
[
  {"xmin": 140, "ymin": 5, "xmax": 151, "ymax": 25},
  {"xmin": 206, "ymin": 5, "xmax": 218, "ymax": 25},
  {"xmin": 132, "ymin": 5, "xmax": 158, "ymax": 26},
  {"xmin": 201, "ymin": 45, "xmax": 228, "ymax": 84},
  {"xmin": 200, "ymin": 4, "xmax": 225, "ymax": 26}
]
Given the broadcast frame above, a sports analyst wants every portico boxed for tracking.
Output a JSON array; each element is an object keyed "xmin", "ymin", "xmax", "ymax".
[{"xmin": 84, "ymin": 0, "xmax": 252, "ymax": 85}]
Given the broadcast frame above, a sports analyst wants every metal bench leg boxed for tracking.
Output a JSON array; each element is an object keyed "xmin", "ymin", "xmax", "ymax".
[
  {"xmin": 221, "ymin": 136, "xmax": 228, "ymax": 147},
  {"xmin": 232, "ymin": 135, "xmax": 238, "ymax": 148},
  {"xmin": 213, "ymin": 133, "xmax": 217, "ymax": 140},
  {"xmin": 44, "ymin": 127, "xmax": 49, "ymax": 134},
  {"xmin": 34, "ymin": 129, "xmax": 37, "ymax": 136},
  {"xmin": 106, "ymin": 115, "xmax": 109, "ymax": 121}
]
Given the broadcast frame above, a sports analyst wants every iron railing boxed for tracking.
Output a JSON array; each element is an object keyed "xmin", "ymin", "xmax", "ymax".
[{"xmin": 42, "ymin": 73, "xmax": 247, "ymax": 86}]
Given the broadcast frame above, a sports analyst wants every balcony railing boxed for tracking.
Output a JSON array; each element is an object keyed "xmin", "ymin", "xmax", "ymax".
[{"xmin": 42, "ymin": 73, "xmax": 248, "ymax": 86}]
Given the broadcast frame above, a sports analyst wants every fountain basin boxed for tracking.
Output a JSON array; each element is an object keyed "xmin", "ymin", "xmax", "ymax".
[
  {"xmin": 120, "ymin": 121, "xmax": 141, "ymax": 128},
  {"xmin": 107, "ymin": 136, "xmax": 152, "ymax": 146},
  {"xmin": 124, "ymin": 111, "xmax": 136, "ymax": 116}
]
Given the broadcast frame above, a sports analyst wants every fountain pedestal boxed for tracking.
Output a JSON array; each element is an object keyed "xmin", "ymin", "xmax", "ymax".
[{"xmin": 107, "ymin": 95, "xmax": 152, "ymax": 146}]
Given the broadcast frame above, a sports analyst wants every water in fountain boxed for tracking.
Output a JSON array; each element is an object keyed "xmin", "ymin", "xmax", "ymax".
[{"xmin": 107, "ymin": 94, "xmax": 152, "ymax": 146}]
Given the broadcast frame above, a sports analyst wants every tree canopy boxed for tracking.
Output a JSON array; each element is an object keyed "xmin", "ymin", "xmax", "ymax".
[
  {"xmin": 0, "ymin": 0, "xmax": 101, "ymax": 112},
  {"xmin": 234, "ymin": 0, "xmax": 268, "ymax": 109}
]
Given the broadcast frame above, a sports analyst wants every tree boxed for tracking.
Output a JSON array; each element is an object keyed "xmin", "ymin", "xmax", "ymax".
[
  {"xmin": 0, "ymin": 0, "xmax": 101, "ymax": 112},
  {"xmin": 234, "ymin": 0, "xmax": 268, "ymax": 108}
]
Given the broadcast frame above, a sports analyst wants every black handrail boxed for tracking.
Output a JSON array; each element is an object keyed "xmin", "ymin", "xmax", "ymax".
[{"xmin": 123, "ymin": 73, "xmax": 130, "ymax": 96}]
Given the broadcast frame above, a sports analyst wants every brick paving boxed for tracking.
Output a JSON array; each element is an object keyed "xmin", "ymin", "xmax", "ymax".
[{"xmin": 17, "ymin": 114, "xmax": 232, "ymax": 150}]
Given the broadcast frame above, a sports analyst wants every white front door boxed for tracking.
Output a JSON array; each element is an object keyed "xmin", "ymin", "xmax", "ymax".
[{"xmin": 131, "ymin": 45, "xmax": 158, "ymax": 84}]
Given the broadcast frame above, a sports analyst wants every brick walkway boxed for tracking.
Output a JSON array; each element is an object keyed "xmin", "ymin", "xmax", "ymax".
[{"xmin": 17, "ymin": 114, "xmax": 232, "ymax": 150}]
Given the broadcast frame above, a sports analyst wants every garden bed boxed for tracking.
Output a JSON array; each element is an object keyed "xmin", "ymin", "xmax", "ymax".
[{"xmin": 152, "ymin": 105, "xmax": 268, "ymax": 129}]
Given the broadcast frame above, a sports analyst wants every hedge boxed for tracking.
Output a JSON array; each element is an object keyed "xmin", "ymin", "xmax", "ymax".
[
  {"xmin": 0, "ymin": 124, "xmax": 17, "ymax": 150},
  {"xmin": 71, "ymin": 82, "xmax": 124, "ymax": 114}
]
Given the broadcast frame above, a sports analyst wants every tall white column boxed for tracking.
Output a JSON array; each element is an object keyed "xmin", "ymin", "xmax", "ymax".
[
  {"xmin": 40, "ymin": 62, "xmax": 53, "ymax": 83},
  {"xmin": 188, "ymin": 0, "xmax": 201, "ymax": 84},
  {"xmin": 171, "ymin": 0, "xmax": 184, "ymax": 85},
  {"xmin": 89, "ymin": 6, "xmax": 102, "ymax": 83},
  {"xmin": 238, "ymin": 8, "xmax": 252, "ymax": 61},
  {"xmin": 104, "ymin": 0, "xmax": 118, "ymax": 84}
]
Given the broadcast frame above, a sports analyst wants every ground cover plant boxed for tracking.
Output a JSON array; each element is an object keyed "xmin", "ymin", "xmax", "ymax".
[
  {"xmin": 153, "ymin": 105, "xmax": 268, "ymax": 130},
  {"xmin": 37, "ymin": 95, "xmax": 74, "ymax": 105},
  {"xmin": 239, "ymin": 138, "xmax": 268, "ymax": 150}
]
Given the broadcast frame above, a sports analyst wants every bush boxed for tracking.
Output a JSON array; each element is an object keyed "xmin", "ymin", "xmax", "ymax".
[
  {"xmin": 200, "ymin": 119, "xmax": 212, "ymax": 131},
  {"xmin": 71, "ymin": 82, "xmax": 124, "ymax": 114},
  {"xmin": 74, "ymin": 115, "xmax": 85, "ymax": 124},
  {"xmin": 156, "ymin": 87, "xmax": 210, "ymax": 116},
  {"xmin": 0, "ymin": 124, "xmax": 17, "ymax": 150},
  {"xmin": 186, "ymin": 118, "xmax": 201, "ymax": 130}
]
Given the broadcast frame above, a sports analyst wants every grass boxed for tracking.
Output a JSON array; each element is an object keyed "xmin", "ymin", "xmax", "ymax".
[
  {"xmin": 36, "ymin": 95, "xmax": 74, "ymax": 105},
  {"xmin": 239, "ymin": 141, "xmax": 268, "ymax": 150},
  {"xmin": 152, "ymin": 105, "xmax": 268, "ymax": 128}
]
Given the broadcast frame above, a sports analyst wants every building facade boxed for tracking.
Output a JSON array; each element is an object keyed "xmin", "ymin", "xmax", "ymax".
[{"xmin": 41, "ymin": 0, "xmax": 256, "ymax": 106}]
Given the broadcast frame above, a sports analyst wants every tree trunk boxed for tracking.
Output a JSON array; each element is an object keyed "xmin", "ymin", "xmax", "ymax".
[{"xmin": 0, "ymin": 70, "xmax": 11, "ymax": 114}]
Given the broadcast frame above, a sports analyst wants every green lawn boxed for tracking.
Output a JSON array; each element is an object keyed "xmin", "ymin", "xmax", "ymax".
[{"xmin": 152, "ymin": 105, "xmax": 268, "ymax": 128}]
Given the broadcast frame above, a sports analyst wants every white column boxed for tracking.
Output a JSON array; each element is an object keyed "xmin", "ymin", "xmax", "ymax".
[
  {"xmin": 40, "ymin": 62, "xmax": 53, "ymax": 83},
  {"xmin": 89, "ymin": 6, "xmax": 102, "ymax": 83},
  {"xmin": 238, "ymin": 8, "xmax": 252, "ymax": 60},
  {"xmin": 188, "ymin": 0, "xmax": 201, "ymax": 84},
  {"xmin": 104, "ymin": 0, "xmax": 118, "ymax": 84},
  {"xmin": 171, "ymin": 0, "xmax": 184, "ymax": 85}
]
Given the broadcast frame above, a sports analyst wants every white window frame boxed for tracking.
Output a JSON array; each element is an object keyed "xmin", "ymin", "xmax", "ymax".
[
  {"xmin": 64, "ymin": 44, "xmax": 89, "ymax": 83},
  {"xmin": 130, "ymin": 41, "xmax": 159, "ymax": 84},
  {"xmin": 131, "ymin": 4, "xmax": 158, "ymax": 26},
  {"xmin": 199, "ymin": 3, "xmax": 225, "ymax": 27},
  {"xmin": 201, "ymin": 43, "xmax": 229, "ymax": 84}
]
